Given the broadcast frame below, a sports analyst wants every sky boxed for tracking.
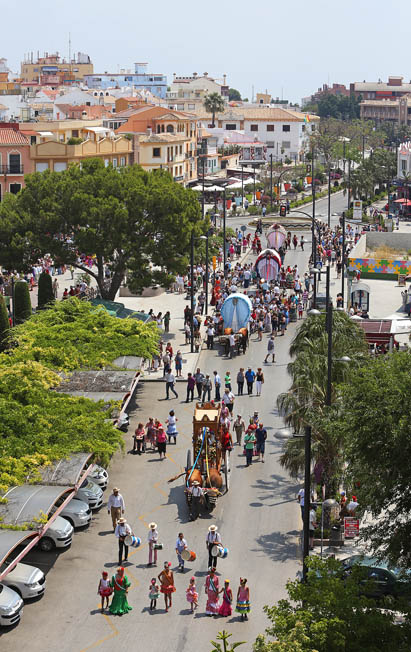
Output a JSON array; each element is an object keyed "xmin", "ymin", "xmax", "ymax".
[{"xmin": 4, "ymin": 0, "xmax": 411, "ymax": 103}]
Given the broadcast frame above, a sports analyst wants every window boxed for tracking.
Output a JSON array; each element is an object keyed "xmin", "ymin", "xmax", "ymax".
[
  {"xmin": 225, "ymin": 124, "xmax": 236, "ymax": 130},
  {"xmin": 9, "ymin": 183, "xmax": 21, "ymax": 194},
  {"xmin": 104, "ymin": 159, "xmax": 109, "ymax": 167},
  {"xmin": 9, "ymin": 153, "xmax": 21, "ymax": 174},
  {"xmin": 54, "ymin": 162, "xmax": 67, "ymax": 172},
  {"xmin": 250, "ymin": 124, "xmax": 258, "ymax": 132},
  {"xmin": 166, "ymin": 125, "xmax": 174, "ymax": 133},
  {"xmin": 112, "ymin": 158, "xmax": 117, "ymax": 168},
  {"xmin": 401, "ymin": 159, "xmax": 407, "ymax": 172},
  {"xmin": 153, "ymin": 148, "xmax": 161, "ymax": 158},
  {"xmin": 36, "ymin": 162, "xmax": 49, "ymax": 173},
  {"xmin": 266, "ymin": 141, "xmax": 274, "ymax": 147},
  {"xmin": 282, "ymin": 141, "xmax": 291, "ymax": 149},
  {"xmin": 188, "ymin": 104, "xmax": 195, "ymax": 110},
  {"xmin": 282, "ymin": 125, "xmax": 291, "ymax": 132},
  {"xmin": 120, "ymin": 157, "xmax": 126, "ymax": 167},
  {"xmin": 30, "ymin": 135, "xmax": 36, "ymax": 145},
  {"xmin": 179, "ymin": 145, "xmax": 182, "ymax": 154},
  {"xmin": 72, "ymin": 130, "xmax": 79, "ymax": 137},
  {"xmin": 267, "ymin": 125, "xmax": 274, "ymax": 132},
  {"xmin": 301, "ymin": 125, "xmax": 305, "ymax": 132}
]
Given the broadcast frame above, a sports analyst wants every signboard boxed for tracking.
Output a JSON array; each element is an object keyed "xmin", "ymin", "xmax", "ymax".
[
  {"xmin": 212, "ymin": 256, "xmax": 217, "ymax": 270},
  {"xmin": 353, "ymin": 200, "xmax": 363, "ymax": 220},
  {"xmin": 241, "ymin": 225, "xmax": 247, "ymax": 232},
  {"xmin": 344, "ymin": 517, "xmax": 360, "ymax": 538}
]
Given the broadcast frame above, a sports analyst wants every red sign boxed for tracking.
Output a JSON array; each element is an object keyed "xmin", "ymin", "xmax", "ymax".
[{"xmin": 344, "ymin": 517, "xmax": 360, "ymax": 538}]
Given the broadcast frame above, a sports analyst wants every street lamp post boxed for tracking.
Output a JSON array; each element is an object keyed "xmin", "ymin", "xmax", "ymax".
[
  {"xmin": 202, "ymin": 157, "xmax": 205, "ymax": 219},
  {"xmin": 311, "ymin": 146, "xmax": 316, "ymax": 270},
  {"xmin": 223, "ymin": 188, "xmax": 227, "ymax": 277},
  {"xmin": 320, "ymin": 499, "xmax": 338, "ymax": 558},
  {"xmin": 303, "ymin": 425, "xmax": 312, "ymax": 582},
  {"xmin": 347, "ymin": 159, "xmax": 351, "ymax": 211},
  {"xmin": 326, "ymin": 266, "xmax": 333, "ymax": 407},
  {"xmin": 270, "ymin": 154, "xmax": 273, "ymax": 210},
  {"xmin": 241, "ymin": 163, "xmax": 244, "ymax": 207},
  {"xmin": 190, "ymin": 231, "xmax": 195, "ymax": 353},
  {"xmin": 327, "ymin": 163, "xmax": 331, "ymax": 228},
  {"xmin": 341, "ymin": 211, "xmax": 346, "ymax": 308},
  {"xmin": 205, "ymin": 232, "xmax": 209, "ymax": 316}
]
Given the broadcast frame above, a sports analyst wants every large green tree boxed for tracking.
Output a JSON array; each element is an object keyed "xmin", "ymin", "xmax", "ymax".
[
  {"xmin": 254, "ymin": 556, "xmax": 411, "ymax": 652},
  {"xmin": 325, "ymin": 352, "xmax": 411, "ymax": 568},
  {"xmin": 228, "ymin": 88, "xmax": 242, "ymax": 102},
  {"xmin": 204, "ymin": 92, "xmax": 226, "ymax": 127},
  {"xmin": 0, "ymin": 160, "xmax": 203, "ymax": 300}
]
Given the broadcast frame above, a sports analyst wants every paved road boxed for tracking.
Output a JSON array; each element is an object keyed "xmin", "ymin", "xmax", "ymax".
[{"xmin": 1, "ymin": 193, "xmax": 343, "ymax": 651}]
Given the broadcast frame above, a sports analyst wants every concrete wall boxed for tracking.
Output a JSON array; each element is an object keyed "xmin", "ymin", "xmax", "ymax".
[
  {"xmin": 348, "ymin": 232, "xmax": 411, "ymax": 280},
  {"xmin": 365, "ymin": 231, "xmax": 411, "ymax": 250}
]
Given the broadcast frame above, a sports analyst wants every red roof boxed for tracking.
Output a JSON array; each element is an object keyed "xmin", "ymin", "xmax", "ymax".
[{"xmin": 0, "ymin": 129, "xmax": 30, "ymax": 145}]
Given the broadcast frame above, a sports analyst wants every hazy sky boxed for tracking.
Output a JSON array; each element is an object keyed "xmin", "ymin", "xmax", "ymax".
[{"xmin": 4, "ymin": 0, "xmax": 411, "ymax": 103}]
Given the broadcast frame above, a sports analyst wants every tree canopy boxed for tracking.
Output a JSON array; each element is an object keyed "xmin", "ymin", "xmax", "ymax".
[
  {"xmin": 0, "ymin": 160, "xmax": 203, "ymax": 300},
  {"xmin": 254, "ymin": 556, "xmax": 411, "ymax": 652},
  {"xmin": 314, "ymin": 94, "xmax": 361, "ymax": 121},
  {"xmin": 228, "ymin": 88, "xmax": 242, "ymax": 101},
  {"xmin": 204, "ymin": 92, "xmax": 226, "ymax": 127}
]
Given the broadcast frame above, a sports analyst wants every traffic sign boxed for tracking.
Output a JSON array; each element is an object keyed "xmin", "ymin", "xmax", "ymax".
[
  {"xmin": 344, "ymin": 517, "xmax": 360, "ymax": 538},
  {"xmin": 241, "ymin": 225, "xmax": 247, "ymax": 232}
]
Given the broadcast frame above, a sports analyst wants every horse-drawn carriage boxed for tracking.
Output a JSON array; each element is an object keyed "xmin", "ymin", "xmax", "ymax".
[{"xmin": 185, "ymin": 402, "xmax": 230, "ymax": 514}]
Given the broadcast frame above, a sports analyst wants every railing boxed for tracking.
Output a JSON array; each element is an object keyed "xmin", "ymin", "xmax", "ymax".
[{"xmin": 0, "ymin": 165, "xmax": 24, "ymax": 174}]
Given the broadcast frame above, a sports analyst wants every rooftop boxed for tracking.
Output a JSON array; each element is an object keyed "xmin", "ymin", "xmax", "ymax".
[{"xmin": 0, "ymin": 128, "xmax": 30, "ymax": 145}]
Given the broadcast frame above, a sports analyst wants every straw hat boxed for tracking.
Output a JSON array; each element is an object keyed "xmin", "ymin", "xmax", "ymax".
[
  {"xmin": 192, "ymin": 480, "xmax": 200, "ymax": 486},
  {"xmin": 208, "ymin": 524, "xmax": 218, "ymax": 532},
  {"xmin": 149, "ymin": 522, "xmax": 157, "ymax": 529},
  {"xmin": 118, "ymin": 517, "xmax": 126, "ymax": 524},
  {"xmin": 113, "ymin": 487, "xmax": 119, "ymax": 492}
]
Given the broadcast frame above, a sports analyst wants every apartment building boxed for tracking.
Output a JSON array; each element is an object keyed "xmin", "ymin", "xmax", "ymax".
[
  {"xmin": 21, "ymin": 52, "xmax": 93, "ymax": 85},
  {"xmin": 0, "ymin": 124, "xmax": 31, "ymax": 201},
  {"xmin": 84, "ymin": 63, "xmax": 167, "ymax": 99},
  {"xmin": 167, "ymin": 72, "xmax": 228, "ymax": 113}
]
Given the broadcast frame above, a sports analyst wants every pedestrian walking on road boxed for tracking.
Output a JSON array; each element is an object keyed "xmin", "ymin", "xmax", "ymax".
[
  {"xmin": 133, "ymin": 422, "xmax": 145, "ymax": 454},
  {"xmin": 255, "ymin": 422, "xmax": 267, "ymax": 462},
  {"xmin": 194, "ymin": 368, "xmax": 205, "ymax": 399},
  {"xmin": 115, "ymin": 517, "xmax": 132, "ymax": 565},
  {"xmin": 233, "ymin": 415, "xmax": 245, "ymax": 446},
  {"xmin": 148, "ymin": 522, "xmax": 159, "ymax": 566},
  {"xmin": 264, "ymin": 336, "xmax": 275, "ymax": 363},
  {"xmin": 236, "ymin": 368, "xmax": 245, "ymax": 395},
  {"xmin": 218, "ymin": 580, "xmax": 233, "ymax": 617},
  {"xmin": 186, "ymin": 577, "xmax": 198, "ymax": 612},
  {"xmin": 229, "ymin": 332, "xmax": 236, "ymax": 358},
  {"xmin": 166, "ymin": 410, "xmax": 178, "ymax": 444},
  {"xmin": 189, "ymin": 480, "xmax": 203, "ymax": 521},
  {"xmin": 205, "ymin": 567, "xmax": 220, "ymax": 616},
  {"xmin": 158, "ymin": 562, "xmax": 175, "ymax": 612},
  {"xmin": 156, "ymin": 421, "xmax": 167, "ymax": 460},
  {"xmin": 109, "ymin": 567, "xmax": 132, "ymax": 616},
  {"xmin": 165, "ymin": 370, "xmax": 178, "ymax": 399},
  {"xmin": 255, "ymin": 368, "xmax": 264, "ymax": 396},
  {"xmin": 245, "ymin": 367, "xmax": 255, "ymax": 395},
  {"xmin": 213, "ymin": 371, "xmax": 221, "ymax": 401},
  {"xmin": 244, "ymin": 428, "xmax": 256, "ymax": 467},
  {"xmin": 149, "ymin": 578, "xmax": 160, "ymax": 611},
  {"xmin": 206, "ymin": 324, "xmax": 215, "ymax": 350},
  {"xmin": 175, "ymin": 532, "xmax": 188, "ymax": 571},
  {"xmin": 236, "ymin": 578, "xmax": 250, "ymax": 621},
  {"xmin": 224, "ymin": 371, "xmax": 232, "ymax": 391},
  {"xmin": 222, "ymin": 388, "xmax": 235, "ymax": 415},
  {"xmin": 202, "ymin": 374, "xmax": 212, "ymax": 402},
  {"xmin": 97, "ymin": 571, "xmax": 112, "ymax": 613},
  {"xmin": 164, "ymin": 311, "xmax": 170, "ymax": 333},
  {"xmin": 107, "ymin": 487, "xmax": 125, "ymax": 530},
  {"xmin": 206, "ymin": 525, "xmax": 222, "ymax": 569},
  {"xmin": 175, "ymin": 350, "xmax": 183, "ymax": 377},
  {"xmin": 186, "ymin": 372, "xmax": 195, "ymax": 402}
]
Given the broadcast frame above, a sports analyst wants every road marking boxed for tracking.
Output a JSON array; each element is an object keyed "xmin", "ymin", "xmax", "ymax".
[
  {"xmin": 153, "ymin": 481, "xmax": 168, "ymax": 498},
  {"xmin": 79, "ymin": 612, "xmax": 119, "ymax": 652}
]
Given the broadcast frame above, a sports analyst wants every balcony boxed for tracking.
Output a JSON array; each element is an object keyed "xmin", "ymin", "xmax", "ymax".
[{"xmin": 0, "ymin": 165, "xmax": 24, "ymax": 175}]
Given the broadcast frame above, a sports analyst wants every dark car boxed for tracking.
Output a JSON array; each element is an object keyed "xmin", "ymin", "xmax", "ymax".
[{"xmin": 342, "ymin": 555, "xmax": 411, "ymax": 599}]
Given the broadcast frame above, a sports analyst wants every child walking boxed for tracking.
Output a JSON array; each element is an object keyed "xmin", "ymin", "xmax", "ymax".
[
  {"xmin": 218, "ymin": 579, "xmax": 233, "ymax": 616},
  {"xmin": 149, "ymin": 578, "xmax": 160, "ymax": 611},
  {"xmin": 97, "ymin": 570, "xmax": 112, "ymax": 613},
  {"xmin": 236, "ymin": 578, "xmax": 250, "ymax": 621},
  {"xmin": 186, "ymin": 577, "xmax": 198, "ymax": 613}
]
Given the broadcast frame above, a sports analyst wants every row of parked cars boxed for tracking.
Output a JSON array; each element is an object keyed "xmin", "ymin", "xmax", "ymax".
[{"xmin": 0, "ymin": 465, "xmax": 109, "ymax": 627}]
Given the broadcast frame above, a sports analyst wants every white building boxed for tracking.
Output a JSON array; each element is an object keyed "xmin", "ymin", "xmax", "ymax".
[
  {"xmin": 167, "ymin": 72, "xmax": 228, "ymax": 113},
  {"xmin": 195, "ymin": 106, "xmax": 318, "ymax": 162},
  {"xmin": 397, "ymin": 141, "xmax": 411, "ymax": 179}
]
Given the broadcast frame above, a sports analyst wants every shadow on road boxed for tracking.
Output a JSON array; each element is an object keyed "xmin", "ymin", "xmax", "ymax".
[{"xmin": 254, "ymin": 530, "xmax": 298, "ymax": 562}]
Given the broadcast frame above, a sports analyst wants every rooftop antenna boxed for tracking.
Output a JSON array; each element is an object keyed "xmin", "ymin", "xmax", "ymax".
[{"xmin": 68, "ymin": 32, "xmax": 71, "ymax": 63}]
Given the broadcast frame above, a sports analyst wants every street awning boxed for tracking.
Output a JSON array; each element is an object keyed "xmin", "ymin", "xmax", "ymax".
[
  {"xmin": 357, "ymin": 319, "xmax": 393, "ymax": 344},
  {"xmin": 38, "ymin": 131, "xmax": 53, "ymax": 136}
]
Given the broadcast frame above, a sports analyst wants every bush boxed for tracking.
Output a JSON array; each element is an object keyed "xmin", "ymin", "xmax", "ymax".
[
  {"xmin": 14, "ymin": 281, "xmax": 32, "ymax": 324},
  {"xmin": 67, "ymin": 137, "xmax": 83, "ymax": 145},
  {"xmin": 37, "ymin": 272, "xmax": 54, "ymax": 310},
  {"xmin": 0, "ymin": 295, "xmax": 10, "ymax": 352}
]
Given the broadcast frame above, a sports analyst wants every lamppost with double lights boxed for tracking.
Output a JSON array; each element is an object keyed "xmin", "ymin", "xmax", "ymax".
[{"xmin": 190, "ymin": 233, "xmax": 207, "ymax": 353}]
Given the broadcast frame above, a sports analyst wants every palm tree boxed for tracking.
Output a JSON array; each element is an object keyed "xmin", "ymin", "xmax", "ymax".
[
  {"xmin": 203, "ymin": 93, "xmax": 226, "ymax": 128},
  {"xmin": 277, "ymin": 311, "xmax": 368, "ymax": 495}
]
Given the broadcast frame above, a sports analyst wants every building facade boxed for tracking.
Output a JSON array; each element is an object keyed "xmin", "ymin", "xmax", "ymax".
[
  {"xmin": 21, "ymin": 52, "xmax": 93, "ymax": 85},
  {"xmin": 167, "ymin": 72, "xmax": 228, "ymax": 112},
  {"xmin": 350, "ymin": 76, "xmax": 411, "ymax": 100},
  {"xmin": 0, "ymin": 124, "xmax": 31, "ymax": 201},
  {"xmin": 84, "ymin": 63, "xmax": 167, "ymax": 99}
]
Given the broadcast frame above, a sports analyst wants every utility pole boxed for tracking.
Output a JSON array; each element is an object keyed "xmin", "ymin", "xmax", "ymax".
[
  {"xmin": 341, "ymin": 211, "xmax": 346, "ymax": 307},
  {"xmin": 270, "ymin": 154, "xmax": 273, "ymax": 210},
  {"xmin": 190, "ymin": 231, "xmax": 194, "ymax": 353},
  {"xmin": 302, "ymin": 425, "xmax": 312, "ymax": 582},
  {"xmin": 223, "ymin": 188, "xmax": 226, "ymax": 277}
]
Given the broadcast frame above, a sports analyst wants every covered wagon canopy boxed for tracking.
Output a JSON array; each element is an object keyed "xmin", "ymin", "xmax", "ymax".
[
  {"xmin": 266, "ymin": 223, "xmax": 287, "ymax": 249},
  {"xmin": 255, "ymin": 248, "xmax": 282, "ymax": 281},
  {"xmin": 220, "ymin": 293, "xmax": 252, "ymax": 331}
]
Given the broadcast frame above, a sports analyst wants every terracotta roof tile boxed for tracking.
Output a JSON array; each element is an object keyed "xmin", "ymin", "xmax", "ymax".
[{"xmin": 0, "ymin": 129, "xmax": 30, "ymax": 145}]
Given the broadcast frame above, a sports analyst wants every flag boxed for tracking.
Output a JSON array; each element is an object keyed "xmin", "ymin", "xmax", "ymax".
[{"xmin": 304, "ymin": 114, "xmax": 310, "ymax": 124}]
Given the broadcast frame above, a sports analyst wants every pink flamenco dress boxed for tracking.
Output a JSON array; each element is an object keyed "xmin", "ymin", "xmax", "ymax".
[
  {"xmin": 186, "ymin": 585, "xmax": 198, "ymax": 605},
  {"xmin": 218, "ymin": 588, "xmax": 233, "ymax": 616},
  {"xmin": 205, "ymin": 574, "xmax": 220, "ymax": 615}
]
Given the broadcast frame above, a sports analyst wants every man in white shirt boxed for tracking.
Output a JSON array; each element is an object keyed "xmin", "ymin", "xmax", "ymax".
[
  {"xmin": 147, "ymin": 522, "xmax": 159, "ymax": 566},
  {"xmin": 309, "ymin": 505, "xmax": 317, "ymax": 550},
  {"xmin": 207, "ymin": 325, "xmax": 215, "ymax": 350},
  {"xmin": 229, "ymin": 333, "xmax": 236, "ymax": 359},
  {"xmin": 175, "ymin": 532, "xmax": 188, "ymax": 570},
  {"xmin": 346, "ymin": 495, "xmax": 359, "ymax": 514},
  {"xmin": 222, "ymin": 388, "xmax": 235, "ymax": 414},
  {"xmin": 243, "ymin": 268, "xmax": 251, "ymax": 289},
  {"xmin": 213, "ymin": 371, "xmax": 221, "ymax": 401},
  {"xmin": 107, "ymin": 487, "xmax": 125, "ymax": 530},
  {"xmin": 165, "ymin": 371, "xmax": 178, "ymax": 399},
  {"xmin": 206, "ymin": 524, "xmax": 222, "ymax": 569},
  {"xmin": 189, "ymin": 480, "xmax": 204, "ymax": 521},
  {"xmin": 115, "ymin": 517, "xmax": 132, "ymax": 564}
]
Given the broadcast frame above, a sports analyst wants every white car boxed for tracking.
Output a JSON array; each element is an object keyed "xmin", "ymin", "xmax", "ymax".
[
  {"xmin": 51, "ymin": 497, "xmax": 92, "ymax": 529},
  {"xmin": 76, "ymin": 479, "xmax": 103, "ymax": 510},
  {"xmin": 89, "ymin": 465, "xmax": 109, "ymax": 490},
  {"xmin": 1, "ymin": 563, "xmax": 45, "ymax": 600},
  {"xmin": 0, "ymin": 584, "xmax": 23, "ymax": 627},
  {"xmin": 38, "ymin": 515, "xmax": 74, "ymax": 552}
]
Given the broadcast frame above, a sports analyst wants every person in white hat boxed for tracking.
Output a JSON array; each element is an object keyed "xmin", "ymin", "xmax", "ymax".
[
  {"xmin": 189, "ymin": 480, "xmax": 204, "ymax": 521},
  {"xmin": 206, "ymin": 525, "xmax": 222, "ymax": 569},
  {"xmin": 114, "ymin": 517, "xmax": 132, "ymax": 565},
  {"xmin": 107, "ymin": 487, "xmax": 125, "ymax": 531},
  {"xmin": 148, "ymin": 522, "xmax": 159, "ymax": 566}
]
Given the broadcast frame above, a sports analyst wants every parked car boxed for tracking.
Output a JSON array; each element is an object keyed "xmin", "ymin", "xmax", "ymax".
[
  {"xmin": 0, "ymin": 563, "xmax": 45, "ymax": 600},
  {"xmin": 50, "ymin": 497, "xmax": 92, "ymax": 529},
  {"xmin": 330, "ymin": 172, "xmax": 342, "ymax": 179},
  {"xmin": 38, "ymin": 515, "xmax": 74, "ymax": 552},
  {"xmin": 0, "ymin": 584, "xmax": 23, "ymax": 627},
  {"xmin": 76, "ymin": 479, "xmax": 103, "ymax": 510},
  {"xmin": 89, "ymin": 464, "xmax": 109, "ymax": 490},
  {"xmin": 342, "ymin": 555, "xmax": 411, "ymax": 599}
]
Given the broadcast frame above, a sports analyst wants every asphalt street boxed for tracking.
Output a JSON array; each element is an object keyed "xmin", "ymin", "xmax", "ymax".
[{"xmin": 1, "ymin": 191, "xmax": 344, "ymax": 651}]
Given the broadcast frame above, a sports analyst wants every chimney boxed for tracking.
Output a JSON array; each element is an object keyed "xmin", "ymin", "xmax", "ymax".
[
  {"xmin": 203, "ymin": 72, "xmax": 208, "ymax": 77},
  {"xmin": 223, "ymin": 74, "xmax": 227, "ymax": 85},
  {"xmin": 193, "ymin": 72, "xmax": 198, "ymax": 77}
]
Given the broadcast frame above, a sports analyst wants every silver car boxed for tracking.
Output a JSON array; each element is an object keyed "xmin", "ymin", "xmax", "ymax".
[
  {"xmin": 51, "ymin": 497, "xmax": 92, "ymax": 529},
  {"xmin": 38, "ymin": 515, "xmax": 74, "ymax": 552},
  {"xmin": 89, "ymin": 465, "xmax": 109, "ymax": 490},
  {"xmin": 1, "ymin": 563, "xmax": 45, "ymax": 600},
  {"xmin": 0, "ymin": 584, "xmax": 23, "ymax": 627},
  {"xmin": 76, "ymin": 479, "xmax": 103, "ymax": 510}
]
